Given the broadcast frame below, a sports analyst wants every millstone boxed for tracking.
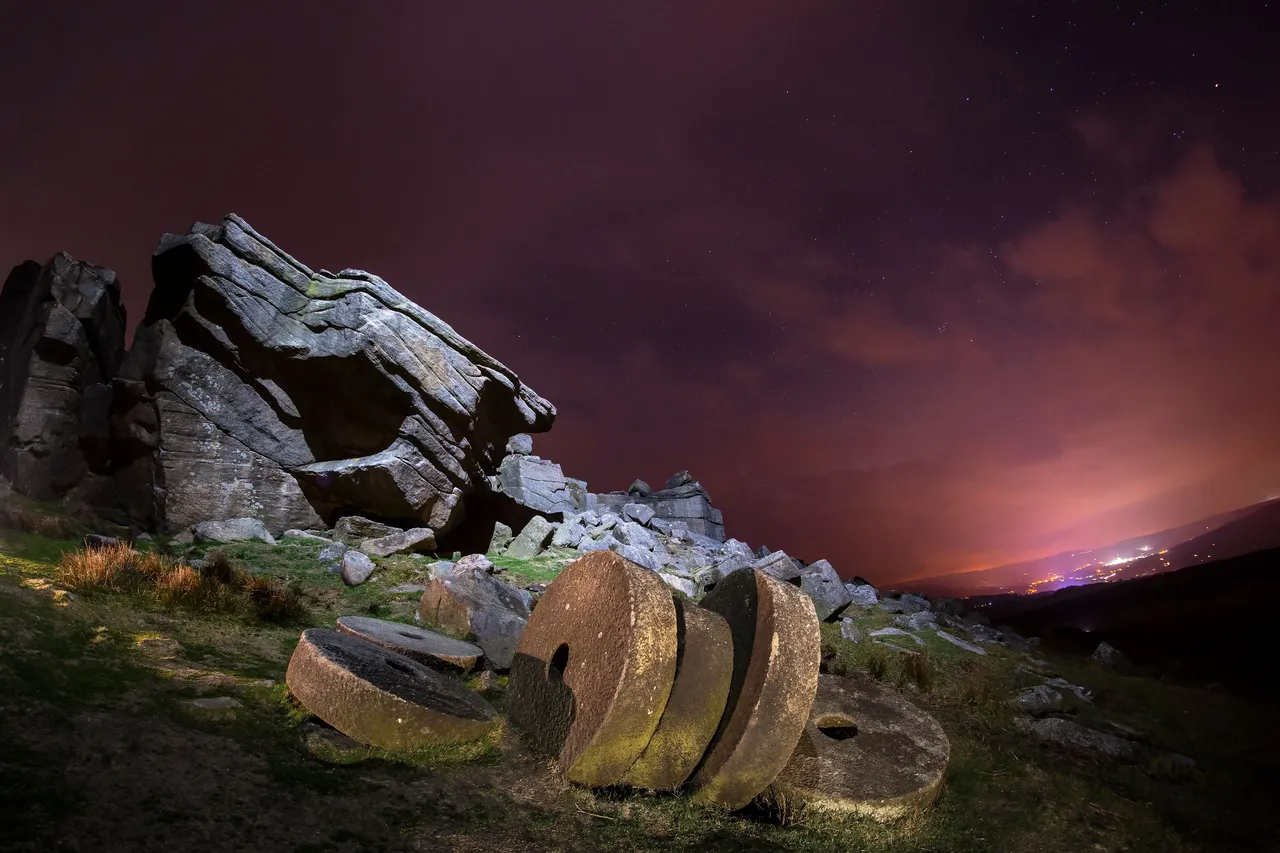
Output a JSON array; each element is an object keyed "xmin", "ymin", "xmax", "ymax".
[
  {"xmin": 689, "ymin": 569, "xmax": 821, "ymax": 810},
  {"xmin": 285, "ymin": 628, "xmax": 497, "ymax": 749},
  {"xmin": 506, "ymin": 550, "xmax": 678, "ymax": 787},
  {"xmin": 769, "ymin": 673, "xmax": 950, "ymax": 821},
  {"xmin": 335, "ymin": 615, "xmax": 482, "ymax": 672},
  {"xmin": 622, "ymin": 598, "xmax": 734, "ymax": 791}
]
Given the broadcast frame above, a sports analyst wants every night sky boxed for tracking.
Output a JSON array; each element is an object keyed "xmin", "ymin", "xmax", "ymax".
[{"xmin": 3, "ymin": 2, "xmax": 1278, "ymax": 586}]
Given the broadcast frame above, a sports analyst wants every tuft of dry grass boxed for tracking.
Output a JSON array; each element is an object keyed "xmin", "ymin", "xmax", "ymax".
[{"xmin": 56, "ymin": 543, "xmax": 306, "ymax": 622}]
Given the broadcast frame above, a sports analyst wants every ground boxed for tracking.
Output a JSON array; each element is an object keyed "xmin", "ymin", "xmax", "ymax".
[{"xmin": 1, "ymin": 507, "xmax": 1277, "ymax": 852}]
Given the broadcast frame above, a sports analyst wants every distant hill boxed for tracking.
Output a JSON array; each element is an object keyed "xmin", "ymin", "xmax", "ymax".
[
  {"xmin": 974, "ymin": 547, "xmax": 1280, "ymax": 696},
  {"xmin": 910, "ymin": 499, "xmax": 1279, "ymax": 597}
]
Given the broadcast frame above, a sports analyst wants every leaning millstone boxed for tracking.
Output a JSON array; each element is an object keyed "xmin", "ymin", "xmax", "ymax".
[
  {"xmin": 507, "ymin": 551, "xmax": 678, "ymax": 787},
  {"xmin": 418, "ymin": 566, "xmax": 530, "ymax": 669},
  {"xmin": 285, "ymin": 628, "xmax": 497, "ymax": 748},
  {"xmin": 359, "ymin": 527, "xmax": 436, "ymax": 558},
  {"xmin": 336, "ymin": 615, "xmax": 481, "ymax": 671},
  {"xmin": 615, "ymin": 543, "xmax": 662, "ymax": 572},
  {"xmin": 319, "ymin": 540, "xmax": 350, "ymax": 572},
  {"xmin": 690, "ymin": 569, "xmax": 822, "ymax": 810},
  {"xmin": 658, "ymin": 573, "xmax": 696, "ymax": 598},
  {"xmin": 623, "ymin": 599, "xmax": 734, "ymax": 790},
  {"xmin": 800, "ymin": 560, "xmax": 854, "ymax": 621},
  {"xmin": 505, "ymin": 516, "xmax": 555, "ymax": 559},
  {"xmin": 934, "ymin": 629, "xmax": 986, "ymax": 655},
  {"xmin": 487, "ymin": 521, "xmax": 514, "ymax": 553},
  {"xmin": 769, "ymin": 673, "xmax": 950, "ymax": 821},
  {"xmin": 341, "ymin": 551, "xmax": 377, "ymax": 586},
  {"xmin": 622, "ymin": 503, "xmax": 656, "ymax": 526},
  {"xmin": 750, "ymin": 550, "xmax": 801, "ymax": 583},
  {"xmin": 334, "ymin": 516, "xmax": 401, "ymax": 544},
  {"xmin": 193, "ymin": 517, "xmax": 277, "ymax": 545}
]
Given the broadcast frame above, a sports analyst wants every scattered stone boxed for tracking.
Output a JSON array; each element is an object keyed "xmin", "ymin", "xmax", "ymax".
[
  {"xmin": 488, "ymin": 521, "xmax": 514, "ymax": 553},
  {"xmin": 576, "ymin": 534, "xmax": 616, "ymax": 553},
  {"xmin": 1016, "ymin": 717, "xmax": 1139, "ymax": 762},
  {"xmin": 658, "ymin": 573, "xmax": 696, "ymax": 597},
  {"xmin": 615, "ymin": 520, "xmax": 659, "ymax": 552},
  {"xmin": 968, "ymin": 623, "xmax": 1003, "ymax": 644},
  {"xmin": 596, "ymin": 476, "xmax": 725, "ymax": 541},
  {"xmin": 665, "ymin": 470, "xmax": 693, "ymax": 489},
  {"xmin": 770, "ymin": 673, "xmax": 950, "ymax": 821},
  {"xmin": 508, "ymin": 551, "xmax": 679, "ymax": 787},
  {"xmin": 869, "ymin": 627, "xmax": 926, "ymax": 646},
  {"xmin": 622, "ymin": 503, "xmax": 656, "ymax": 525},
  {"xmin": 359, "ymin": 527, "xmax": 436, "ymax": 558},
  {"xmin": 846, "ymin": 583, "xmax": 879, "ymax": 608},
  {"xmin": 893, "ymin": 610, "xmax": 937, "ymax": 632},
  {"xmin": 1091, "ymin": 641, "xmax": 1126, "ymax": 667},
  {"xmin": 800, "ymin": 560, "xmax": 855, "ymax": 621},
  {"xmin": 286, "ymin": 628, "xmax": 498, "ymax": 748},
  {"xmin": 384, "ymin": 583, "xmax": 427, "ymax": 595},
  {"xmin": 713, "ymin": 552, "xmax": 754, "ymax": 579},
  {"xmin": 1013, "ymin": 685, "xmax": 1064, "ymax": 716},
  {"xmin": 505, "ymin": 516, "xmax": 555, "ymax": 559},
  {"xmin": 83, "ymin": 533, "xmax": 119, "ymax": 551},
  {"xmin": 691, "ymin": 569, "xmax": 822, "ymax": 810},
  {"xmin": 318, "ymin": 540, "xmax": 350, "ymax": 572},
  {"xmin": 751, "ymin": 550, "xmax": 802, "ymax": 583},
  {"xmin": 455, "ymin": 553, "xmax": 495, "ymax": 574},
  {"xmin": 550, "ymin": 518, "xmax": 586, "ymax": 548},
  {"xmin": 722, "ymin": 538, "xmax": 754, "ymax": 559},
  {"xmin": 624, "ymin": 599, "xmax": 735, "ymax": 791},
  {"xmin": 840, "ymin": 618, "xmax": 863, "ymax": 644},
  {"xmin": 283, "ymin": 529, "xmax": 331, "ymax": 542},
  {"xmin": 340, "ymin": 551, "xmax": 377, "ymax": 586},
  {"xmin": 1045, "ymin": 677, "xmax": 1093, "ymax": 702},
  {"xmin": 189, "ymin": 696, "xmax": 242, "ymax": 711},
  {"xmin": 193, "ymin": 517, "xmax": 277, "ymax": 545},
  {"xmin": 934, "ymin": 629, "xmax": 986, "ymax": 655},
  {"xmin": 336, "ymin": 615, "xmax": 482, "ymax": 671},
  {"xmin": 335, "ymin": 516, "xmax": 400, "ymax": 544},
  {"xmin": 627, "ymin": 479, "xmax": 652, "ymax": 496},
  {"xmin": 418, "ymin": 562, "xmax": 531, "ymax": 668},
  {"xmin": 506, "ymin": 433, "xmax": 534, "ymax": 455},
  {"xmin": 493, "ymin": 454, "xmax": 581, "ymax": 514}
]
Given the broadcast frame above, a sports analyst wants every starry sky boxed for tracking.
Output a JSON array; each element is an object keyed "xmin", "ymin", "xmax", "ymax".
[{"xmin": 3, "ymin": 2, "xmax": 1278, "ymax": 587}]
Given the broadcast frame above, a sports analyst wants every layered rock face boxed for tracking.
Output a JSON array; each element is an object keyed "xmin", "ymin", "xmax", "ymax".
[
  {"xmin": 0, "ymin": 254, "xmax": 126, "ymax": 504},
  {"xmin": 594, "ymin": 470, "xmax": 725, "ymax": 541},
  {"xmin": 111, "ymin": 214, "xmax": 554, "ymax": 535},
  {"xmin": 488, "ymin": 433, "xmax": 590, "ymax": 516}
]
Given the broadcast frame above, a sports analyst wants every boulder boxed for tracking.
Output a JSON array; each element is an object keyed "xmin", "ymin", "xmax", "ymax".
[
  {"xmin": 455, "ymin": 553, "xmax": 495, "ymax": 574},
  {"xmin": 340, "ymin": 550, "xmax": 377, "ymax": 586},
  {"xmin": 893, "ymin": 610, "xmax": 937, "ymax": 632},
  {"xmin": 627, "ymin": 479, "xmax": 652, "ymax": 496},
  {"xmin": 0, "ymin": 254, "xmax": 126, "ymax": 505},
  {"xmin": 621, "ymin": 502, "xmax": 656, "ymax": 525},
  {"xmin": 550, "ymin": 517, "xmax": 586, "ymax": 548},
  {"xmin": 492, "ymin": 454, "xmax": 581, "ymax": 514},
  {"xmin": 418, "ymin": 565, "xmax": 531, "ymax": 668},
  {"xmin": 664, "ymin": 470, "xmax": 693, "ymax": 489},
  {"xmin": 359, "ymin": 527, "xmax": 436, "ymax": 557},
  {"xmin": 83, "ymin": 533, "xmax": 120, "ymax": 551},
  {"xmin": 934, "ymin": 629, "xmax": 986, "ymax": 655},
  {"xmin": 1091, "ymin": 641, "xmax": 1126, "ymax": 667},
  {"xmin": 846, "ymin": 583, "xmax": 879, "ymax": 607},
  {"xmin": 505, "ymin": 433, "xmax": 533, "ymax": 455},
  {"xmin": 713, "ymin": 552, "xmax": 754, "ymax": 578},
  {"xmin": 615, "ymin": 520, "xmax": 658, "ymax": 552},
  {"xmin": 799, "ymin": 559, "xmax": 854, "ymax": 621},
  {"xmin": 1045, "ymin": 677, "xmax": 1093, "ymax": 703},
  {"xmin": 193, "ymin": 517, "xmax": 277, "ymax": 545},
  {"xmin": 754, "ymin": 545, "xmax": 771, "ymax": 558},
  {"xmin": 658, "ymin": 573, "xmax": 696, "ymax": 598},
  {"xmin": 111, "ymin": 214, "xmax": 553, "ymax": 536},
  {"xmin": 283, "ymin": 529, "xmax": 331, "ymax": 542},
  {"xmin": 1016, "ymin": 717, "xmax": 1139, "ymax": 762},
  {"xmin": 505, "ymin": 516, "xmax": 555, "ymax": 559},
  {"xmin": 616, "ymin": 543, "xmax": 662, "ymax": 572},
  {"xmin": 1012, "ymin": 685, "xmax": 1064, "ymax": 716},
  {"xmin": 335, "ymin": 516, "xmax": 401, "ymax": 544},
  {"xmin": 335, "ymin": 615, "xmax": 482, "ymax": 671},
  {"xmin": 722, "ymin": 538, "xmax": 754, "ymax": 559},
  {"xmin": 595, "ymin": 475, "xmax": 725, "ymax": 541},
  {"xmin": 751, "ymin": 550, "xmax": 802, "ymax": 583},
  {"xmin": 318, "ymin": 540, "xmax": 349, "ymax": 572},
  {"xmin": 487, "ymin": 521, "xmax": 514, "ymax": 553},
  {"xmin": 840, "ymin": 618, "xmax": 863, "ymax": 644}
]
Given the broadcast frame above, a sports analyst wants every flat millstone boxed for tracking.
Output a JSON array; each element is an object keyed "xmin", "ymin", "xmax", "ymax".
[
  {"xmin": 336, "ymin": 615, "xmax": 482, "ymax": 672},
  {"xmin": 506, "ymin": 551, "xmax": 678, "ymax": 787},
  {"xmin": 770, "ymin": 673, "xmax": 950, "ymax": 821},
  {"xmin": 285, "ymin": 628, "xmax": 497, "ymax": 749},
  {"xmin": 622, "ymin": 598, "xmax": 734, "ymax": 791},
  {"xmin": 689, "ymin": 569, "xmax": 821, "ymax": 810}
]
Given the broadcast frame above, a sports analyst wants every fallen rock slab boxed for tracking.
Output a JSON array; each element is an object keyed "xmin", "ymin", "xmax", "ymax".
[
  {"xmin": 359, "ymin": 527, "xmax": 436, "ymax": 557},
  {"xmin": 770, "ymin": 673, "xmax": 950, "ymax": 821},
  {"xmin": 623, "ymin": 598, "xmax": 734, "ymax": 791},
  {"xmin": 193, "ymin": 517, "xmax": 276, "ymax": 545},
  {"xmin": 1013, "ymin": 685, "xmax": 1064, "ymax": 716},
  {"xmin": 869, "ymin": 627, "xmax": 925, "ymax": 646},
  {"xmin": 507, "ymin": 551, "xmax": 678, "ymax": 787},
  {"xmin": 336, "ymin": 615, "xmax": 481, "ymax": 671},
  {"xmin": 506, "ymin": 516, "xmax": 555, "ymax": 559},
  {"xmin": 690, "ymin": 569, "xmax": 822, "ymax": 810},
  {"xmin": 1016, "ymin": 717, "xmax": 1139, "ymax": 762},
  {"xmin": 934, "ymin": 629, "xmax": 986, "ymax": 655},
  {"xmin": 286, "ymin": 628, "xmax": 497, "ymax": 748}
]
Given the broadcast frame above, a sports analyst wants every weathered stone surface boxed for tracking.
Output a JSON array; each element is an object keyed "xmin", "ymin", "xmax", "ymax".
[
  {"xmin": 335, "ymin": 516, "xmax": 401, "ymax": 544},
  {"xmin": 847, "ymin": 583, "xmax": 879, "ymax": 607},
  {"xmin": 418, "ymin": 562, "xmax": 531, "ymax": 668},
  {"xmin": 770, "ymin": 673, "xmax": 950, "ymax": 821},
  {"xmin": 595, "ymin": 476, "xmax": 725, "ymax": 541},
  {"xmin": 112, "ymin": 214, "xmax": 553, "ymax": 535},
  {"xmin": 665, "ymin": 470, "xmax": 694, "ymax": 489},
  {"xmin": 713, "ymin": 552, "xmax": 754, "ymax": 579},
  {"xmin": 1044, "ymin": 677, "xmax": 1093, "ymax": 702},
  {"xmin": 285, "ymin": 628, "xmax": 497, "ymax": 748},
  {"xmin": 1013, "ymin": 685, "xmax": 1064, "ymax": 716},
  {"xmin": 869, "ymin": 627, "xmax": 925, "ymax": 646},
  {"xmin": 318, "ymin": 540, "xmax": 349, "ymax": 572},
  {"xmin": 455, "ymin": 553, "xmax": 495, "ymax": 574},
  {"xmin": 506, "ymin": 515, "xmax": 555, "ymax": 559},
  {"xmin": 505, "ymin": 433, "xmax": 533, "ymax": 455},
  {"xmin": 658, "ymin": 573, "xmax": 696, "ymax": 597},
  {"xmin": 616, "ymin": 543, "xmax": 662, "ymax": 572},
  {"xmin": 193, "ymin": 517, "xmax": 277, "ymax": 545},
  {"xmin": 551, "ymin": 517, "xmax": 586, "ymax": 548},
  {"xmin": 900, "ymin": 593, "xmax": 931, "ymax": 612},
  {"xmin": 840, "ymin": 618, "xmax": 863, "ymax": 644},
  {"xmin": 615, "ymin": 521, "xmax": 659, "ymax": 552},
  {"xmin": 893, "ymin": 610, "xmax": 937, "ymax": 632},
  {"xmin": 507, "ymin": 551, "xmax": 678, "ymax": 787},
  {"xmin": 493, "ymin": 454, "xmax": 579, "ymax": 514},
  {"xmin": 627, "ymin": 479, "xmax": 652, "ymax": 496},
  {"xmin": 341, "ymin": 550, "xmax": 377, "ymax": 586},
  {"xmin": 691, "ymin": 569, "xmax": 822, "ymax": 810},
  {"xmin": 622, "ymin": 502, "xmax": 656, "ymax": 525},
  {"xmin": 336, "ymin": 615, "xmax": 482, "ymax": 671},
  {"xmin": 934, "ymin": 629, "xmax": 986, "ymax": 655},
  {"xmin": 283, "ymin": 529, "xmax": 331, "ymax": 542},
  {"xmin": 0, "ymin": 254, "xmax": 126, "ymax": 504},
  {"xmin": 751, "ymin": 550, "xmax": 802, "ymax": 583},
  {"xmin": 624, "ymin": 599, "xmax": 734, "ymax": 790},
  {"xmin": 487, "ymin": 521, "xmax": 514, "ymax": 553},
  {"xmin": 800, "ymin": 560, "xmax": 854, "ymax": 621},
  {"xmin": 359, "ymin": 527, "xmax": 436, "ymax": 557},
  {"xmin": 1016, "ymin": 717, "xmax": 1139, "ymax": 762}
]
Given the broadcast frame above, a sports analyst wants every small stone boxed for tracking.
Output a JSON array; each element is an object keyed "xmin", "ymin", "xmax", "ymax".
[
  {"xmin": 846, "ymin": 583, "xmax": 879, "ymax": 607},
  {"xmin": 616, "ymin": 543, "xmax": 662, "ymax": 572},
  {"xmin": 664, "ymin": 470, "xmax": 694, "ymax": 489},
  {"xmin": 283, "ymin": 529, "xmax": 331, "ymax": 542},
  {"xmin": 840, "ymin": 618, "xmax": 862, "ymax": 644},
  {"xmin": 190, "ymin": 697, "xmax": 241, "ymax": 711},
  {"xmin": 1091, "ymin": 641, "xmax": 1126, "ymax": 667},
  {"xmin": 334, "ymin": 515, "xmax": 401, "ymax": 544},
  {"xmin": 318, "ymin": 540, "xmax": 349, "ymax": 572},
  {"xmin": 83, "ymin": 533, "xmax": 119, "ymax": 551},
  {"xmin": 893, "ymin": 611, "xmax": 937, "ymax": 632},
  {"xmin": 341, "ymin": 551, "xmax": 377, "ymax": 586},
  {"xmin": 869, "ymin": 627, "xmax": 925, "ymax": 646},
  {"xmin": 658, "ymin": 573, "xmax": 696, "ymax": 597}
]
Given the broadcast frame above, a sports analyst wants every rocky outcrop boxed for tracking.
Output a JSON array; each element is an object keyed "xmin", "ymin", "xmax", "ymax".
[
  {"xmin": 111, "ymin": 214, "xmax": 555, "ymax": 535},
  {"xmin": 490, "ymin": 453, "xmax": 585, "ymax": 515},
  {"xmin": 0, "ymin": 254, "xmax": 126, "ymax": 506},
  {"xmin": 593, "ymin": 472, "xmax": 725, "ymax": 541}
]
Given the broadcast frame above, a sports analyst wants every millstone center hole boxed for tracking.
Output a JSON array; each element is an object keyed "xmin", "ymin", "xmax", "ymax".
[
  {"xmin": 816, "ymin": 715, "xmax": 858, "ymax": 741},
  {"xmin": 385, "ymin": 657, "xmax": 421, "ymax": 678},
  {"xmin": 548, "ymin": 643, "xmax": 570, "ymax": 684}
]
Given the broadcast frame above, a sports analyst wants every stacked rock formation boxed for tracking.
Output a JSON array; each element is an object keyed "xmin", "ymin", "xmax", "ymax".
[{"xmin": 593, "ymin": 470, "xmax": 725, "ymax": 542}]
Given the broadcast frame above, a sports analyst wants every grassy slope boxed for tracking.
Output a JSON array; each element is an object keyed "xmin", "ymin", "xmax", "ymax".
[{"xmin": 1, "ymin": 513, "xmax": 1276, "ymax": 853}]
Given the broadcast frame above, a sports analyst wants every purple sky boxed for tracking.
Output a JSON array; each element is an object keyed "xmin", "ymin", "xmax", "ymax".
[{"xmin": 3, "ymin": 2, "xmax": 1278, "ymax": 584}]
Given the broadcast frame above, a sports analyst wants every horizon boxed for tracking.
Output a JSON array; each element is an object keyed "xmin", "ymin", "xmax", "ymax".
[{"xmin": 3, "ymin": 3, "xmax": 1278, "ymax": 584}]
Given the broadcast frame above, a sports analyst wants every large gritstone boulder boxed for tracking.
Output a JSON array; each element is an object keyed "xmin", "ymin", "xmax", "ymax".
[
  {"xmin": 770, "ymin": 673, "xmax": 950, "ymax": 821},
  {"xmin": 621, "ymin": 597, "xmax": 735, "ymax": 791},
  {"xmin": 491, "ymin": 453, "xmax": 584, "ymax": 515},
  {"xmin": 285, "ymin": 628, "xmax": 498, "ymax": 748},
  {"xmin": 0, "ymin": 254, "xmax": 126, "ymax": 506},
  {"xmin": 111, "ymin": 214, "xmax": 555, "ymax": 535},
  {"xmin": 593, "ymin": 473, "xmax": 725, "ymax": 541},
  {"xmin": 507, "ymin": 551, "xmax": 679, "ymax": 787},
  {"xmin": 690, "ymin": 569, "xmax": 822, "ymax": 809}
]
